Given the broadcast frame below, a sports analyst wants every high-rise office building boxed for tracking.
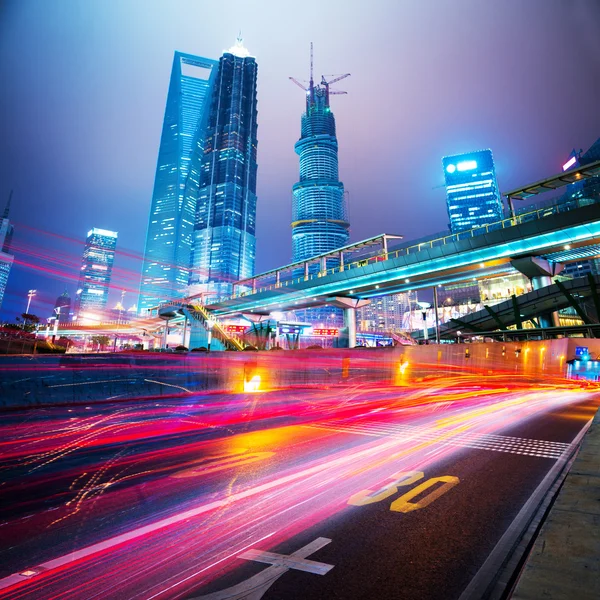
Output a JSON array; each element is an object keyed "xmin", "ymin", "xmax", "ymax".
[
  {"xmin": 52, "ymin": 289, "xmax": 71, "ymax": 322},
  {"xmin": 291, "ymin": 48, "xmax": 349, "ymax": 262},
  {"xmin": 74, "ymin": 228, "xmax": 117, "ymax": 318},
  {"xmin": 0, "ymin": 192, "xmax": 15, "ymax": 311},
  {"xmin": 138, "ymin": 52, "xmax": 219, "ymax": 314},
  {"xmin": 189, "ymin": 37, "xmax": 259, "ymax": 298},
  {"xmin": 443, "ymin": 149, "xmax": 503, "ymax": 233}
]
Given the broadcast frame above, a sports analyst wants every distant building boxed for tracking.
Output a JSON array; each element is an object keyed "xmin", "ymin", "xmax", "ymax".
[
  {"xmin": 556, "ymin": 137, "xmax": 600, "ymax": 279},
  {"xmin": 0, "ymin": 192, "xmax": 15, "ymax": 311},
  {"xmin": 52, "ymin": 289, "xmax": 71, "ymax": 322},
  {"xmin": 74, "ymin": 228, "xmax": 118, "ymax": 318},
  {"xmin": 357, "ymin": 292, "xmax": 417, "ymax": 332},
  {"xmin": 189, "ymin": 37, "xmax": 259, "ymax": 298},
  {"xmin": 138, "ymin": 52, "xmax": 219, "ymax": 314},
  {"xmin": 439, "ymin": 282, "xmax": 481, "ymax": 306},
  {"xmin": 443, "ymin": 149, "xmax": 504, "ymax": 233}
]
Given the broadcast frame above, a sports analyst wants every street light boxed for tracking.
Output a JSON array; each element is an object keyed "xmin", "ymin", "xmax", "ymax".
[{"xmin": 25, "ymin": 289, "xmax": 36, "ymax": 315}]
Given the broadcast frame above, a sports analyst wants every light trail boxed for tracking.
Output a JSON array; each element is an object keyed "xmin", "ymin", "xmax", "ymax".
[{"xmin": 0, "ymin": 376, "xmax": 597, "ymax": 599}]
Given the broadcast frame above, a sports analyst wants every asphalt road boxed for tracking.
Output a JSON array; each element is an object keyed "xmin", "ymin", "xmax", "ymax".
[{"xmin": 0, "ymin": 375, "xmax": 598, "ymax": 599}]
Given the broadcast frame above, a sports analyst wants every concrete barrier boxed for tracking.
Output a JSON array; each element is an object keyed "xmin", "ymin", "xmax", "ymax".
[{"xmin": 1, "ymin": 338, "xmax": 598, "ymax": 409}]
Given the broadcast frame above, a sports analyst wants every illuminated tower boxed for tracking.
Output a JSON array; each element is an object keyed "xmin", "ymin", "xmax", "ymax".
[
  {"xmin": 189, "ymin": 37, "xmax": 259, "ymax": 298},
  {"xmin": 0, "ymin": 191, "xmax": 15, "ymax": 311},
  {"xmin": 138, "ymin": 52, "xmax": 219, "ymax": 314},
  {"xmin": 74, "ymin": 228, "xmax": 117, "ymax": 318},
  {"xmin": 290, "ymin": 45, "xmax": 350, "ymax": 262},
  {"xmin": 442, "ymin": 149, "xmax": 503, "ymax": 233}
]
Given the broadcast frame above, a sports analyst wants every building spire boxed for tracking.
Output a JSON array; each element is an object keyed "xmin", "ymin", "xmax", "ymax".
[
  {"xmin": 226, "ymin": 33, "xmax": 251, "ymax": 58},
  {"xmin": 3, "ymin": 190, "xmax": 12, "ymax": 220}
]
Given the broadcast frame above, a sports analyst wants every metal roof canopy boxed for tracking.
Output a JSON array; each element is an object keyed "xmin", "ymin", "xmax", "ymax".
[
  {"xmin": 504, "ymin": 159, "xmax": 600, "ymax": 213},
  {"xmin": 235, "ymin": 233, "xmax": 403, "ymax": 286}
]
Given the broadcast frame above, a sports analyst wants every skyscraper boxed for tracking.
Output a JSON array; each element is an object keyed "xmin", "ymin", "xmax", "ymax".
[
  {"xmin": 52, "ymin": 289, "xmax": 71, "ymax": 322},
  {"xmin": 189, "ymin": 37, "xmax": 259, "ymax": 298},
  {"xmin": 0, "ymin": 192, "xmax": 14, "ymax": 311},
  {"xmin": 442, "ymin": 149, "xmax": 504, "ymax": 233},
  {"xmin": 138, "ymin": 52, "xmax": 219, "ymax": 314},
  {"xmin": 74, "ymin": 228, "xmax": 118, "ymax": 318},
  {"xmin": 291, "ymin": 47, "xmax": 350, "ymax": 262}
]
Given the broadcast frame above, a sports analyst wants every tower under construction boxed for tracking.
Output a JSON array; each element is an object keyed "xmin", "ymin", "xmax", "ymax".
[{"xmin": 290, "ymin": 45, "xmax": 350, "ymax": 263}]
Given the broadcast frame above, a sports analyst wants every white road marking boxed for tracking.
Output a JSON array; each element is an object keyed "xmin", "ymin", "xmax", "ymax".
[
  {"xmin": 304, "ymin": 421, "xmax": 570, "ymax": 459},
  {"xmin": 192, "ymin": 538, "xmax": 333, "ymax": 600}
]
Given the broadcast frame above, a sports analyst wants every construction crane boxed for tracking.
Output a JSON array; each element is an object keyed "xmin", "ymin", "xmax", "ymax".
[{"xmin": 289, "ymin": 43, "xmax": 350, "ymax": 108}]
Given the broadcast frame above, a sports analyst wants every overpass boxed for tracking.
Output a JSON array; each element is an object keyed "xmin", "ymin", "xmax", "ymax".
[
  {"xmin": 152, "ymin": 160, "xmax": 600, "ymax": 348},
  {"xmin": 204, "ymin": 159, "xmax": 600, "ymax": 324}
]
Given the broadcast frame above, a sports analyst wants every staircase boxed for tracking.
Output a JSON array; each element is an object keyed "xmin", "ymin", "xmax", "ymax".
[
  {"xmin": 389, "ymin": 330, "xmax": 417, "ymax": 346},
  {"xmin": 183, "ymin": 304, "xmax": 246, "ymax": 351}
]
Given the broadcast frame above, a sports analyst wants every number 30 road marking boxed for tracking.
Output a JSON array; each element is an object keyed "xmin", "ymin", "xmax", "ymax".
[{"xmin": 347, "ymin": 471, "xmax": 459, "ymax": 513}]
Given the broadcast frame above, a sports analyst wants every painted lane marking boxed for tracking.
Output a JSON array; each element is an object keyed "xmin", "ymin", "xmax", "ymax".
[
  {"xmin": 0, "ymin": 435, "xmax": 403, "ymax": 592},
  {"xmin": 304, "ymin": 422, "xmax": 569, "ymax": 459},
  {"xmin": 239, "ymin": 549, "xmax": 333, "ymax": 575},
  {"xmin": 191, "ymin": 538, "xmax": 333, "ymax": 599}
]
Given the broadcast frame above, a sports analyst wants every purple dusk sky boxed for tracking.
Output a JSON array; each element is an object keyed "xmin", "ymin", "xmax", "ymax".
[{"xmin": 0, "ymin": 0, "xmax": 599, "ymax": 319}]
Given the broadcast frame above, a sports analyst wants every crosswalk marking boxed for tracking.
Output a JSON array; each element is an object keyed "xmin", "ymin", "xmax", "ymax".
[{"xmin": 304, "ymin": 421, "xmax": 570, "ymax": 459}]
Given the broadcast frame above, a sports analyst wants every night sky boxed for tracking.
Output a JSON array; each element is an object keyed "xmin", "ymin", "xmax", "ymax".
[{"xmin": 1, "ymin": 0, "xmax": 599, "ymax": 320}]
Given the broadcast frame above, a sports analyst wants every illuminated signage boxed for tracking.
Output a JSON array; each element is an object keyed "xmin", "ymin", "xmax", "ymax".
[
  {"xmin": 446, "ymin": 164, "xmax": 456, "ymax": 173},
  {"xmin": 562, "ymin": 156, "xmax": 577, "ymax": 171},
  {"xmin": 279, "ymin": 326, "xmax": 302, "ymax": 335},
  {"xmin": 313, "ymin": 328, "xmax": 339, "ymax": 336},
  {"xmin": 225, "ymin": 325, "xmax": 247, "ymax": 333},
  {"xmin": 457, "ymin": 160, "xmax": 477, "ymax": 172}
]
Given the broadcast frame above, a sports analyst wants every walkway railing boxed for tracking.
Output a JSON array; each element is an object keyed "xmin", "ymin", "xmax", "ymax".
[
  {"xmin": 187, "ymin": 304, "xmax": 246, "ymax": 351},
  {"xmin": 219, "ymin": 198, "xmax": 598, "ymax": 302}
]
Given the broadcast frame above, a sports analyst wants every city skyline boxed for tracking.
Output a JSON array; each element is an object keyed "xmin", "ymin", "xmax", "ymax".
[{"xmin": 1, "ymin": 0, "xmax": 600, "ymax": 319}]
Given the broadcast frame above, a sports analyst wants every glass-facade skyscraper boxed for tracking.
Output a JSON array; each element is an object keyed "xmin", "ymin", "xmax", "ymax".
[
  {"xmin": 291, "ymin": 70, "xmax": 349, "ymax": 261},
  {"xmin": 0, "ymin": 193, "xmax": 14, "ymax": 311},
  {"xmin": 443, "ymin": 149, "xmax": 503, "ymax": 233},
  {"xmin": 138, "ymin": 52, "xmax": 219, "ymax": 314},
  {"xmin": 74, "ymin": 228, "xmax": 118, "ymax": 318},
  {"xmin": 189, "ymin": 38, "xmax": 259, "ymax": 298}
]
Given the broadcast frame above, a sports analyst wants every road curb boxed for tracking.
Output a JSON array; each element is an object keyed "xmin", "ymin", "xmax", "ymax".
[{"xmin": 510, "ymin": 407, "xmax": 600, "ymax": 599}]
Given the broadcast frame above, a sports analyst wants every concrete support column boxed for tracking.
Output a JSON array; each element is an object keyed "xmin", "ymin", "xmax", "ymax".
[
  {"xmin": 339, "ymin": 252, "xmax": 345, "ymax": 270},
  {"xmin": 344, "ymin": 306, "xmax": 357, "ymax": 349},
  {"xmin": 326, "ymin": 296, "xmax": 370, "ymax": 348},
  {"xmin": 531, "ymin": 275, "xmax": 553, "ymax": 291},
  {"xmin": 182, "ymin": 317, "xmax": 189, "ymax": 348},
  {"xmin": 433, "ymin": 285, "xmax": 440, "ymax": 344},
  {"xmin": 320, "ymin": 257, "xmax": 327, "ymax": 273},
  {"xmin": 304, "ymin": 262, "xmax": 309, "ymax": 280},
  {"xmin": 511, "ymin": 257, "xmax": 564, "ymax": 328},
  {"xmin": 276, "ymin": 271, "xmax": 280, "ymax": 287},
  {"xmin": 162, "ymin": 319, "xmax": 169, "ymax": 349}
]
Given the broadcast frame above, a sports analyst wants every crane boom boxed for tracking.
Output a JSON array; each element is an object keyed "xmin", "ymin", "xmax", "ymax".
[
  {"xmin": 324, "ymin": 73, "xmax": 350, "ymax": 86},
  {"xmin": 289, "ymin": 77, "xmax": 308, "ymax": 91}
]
